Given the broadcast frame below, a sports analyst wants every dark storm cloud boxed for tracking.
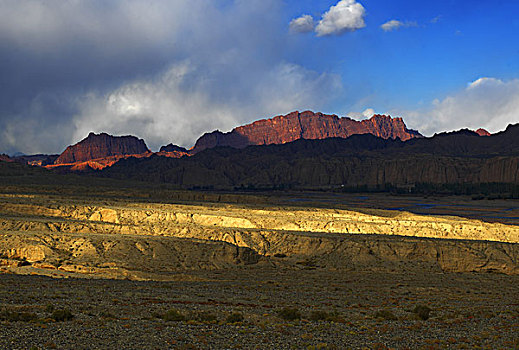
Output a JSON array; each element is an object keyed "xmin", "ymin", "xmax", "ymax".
[{"xmin": 0, "ymin": 0, "xmax": 343, "ymax": 154}]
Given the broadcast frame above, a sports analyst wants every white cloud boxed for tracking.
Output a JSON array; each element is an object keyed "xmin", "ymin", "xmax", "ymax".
[
  {"xmin": 347, "ymin": 108, "xmax": 376, "ymax": 120},
  {"xmin": 73, "ymin": 62, "xmax": 341, "ymax": 150},
  {"xmin": 289, "ymin": 14, "xmax": 315, "ymax": 33},
  {"xmin": 399, "ymin": 78, "xmax": 519, "ymax": 135},
  {"xmin": 315, "ymin": 0, "xmax": 366, "ymax": 37},
  {"xmin": 362, "ymin": 108, "xmax": 375, "ymax": 118},
  {"xmin": 380, "ymin": 19, "xmax": 417, "ymax": 32}
]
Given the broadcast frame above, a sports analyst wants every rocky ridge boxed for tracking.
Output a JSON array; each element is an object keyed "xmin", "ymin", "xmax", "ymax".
[
  {"xmin": 103, "ymin": 124, "xmax": 519, "ymax": 190},
  {"xmin": 54, "ymin": 132, "xmax": 150, "ymax": 165},
  {"xmin": 191, "ymin": 111, "xmax": 422, "ymax": 153},
  {"xmin": 1, "ymin": 194, "xmax": 518, "ymax": 278},
  {"xmin": 13, "ymin": 154, "xmax": 59, "ymax": 166}
]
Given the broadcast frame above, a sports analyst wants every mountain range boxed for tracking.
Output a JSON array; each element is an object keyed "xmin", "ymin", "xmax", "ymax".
[
  {"xmin": 22, "ymin": 111, "xmax": 424, "ymax": 171},
  {"xmin": 98, "ymin": 125, "xmax": 518, "ymax": 192},
  {"xmin": 3, "ymin": 109, "xmax": 514, "ymax": 195}
]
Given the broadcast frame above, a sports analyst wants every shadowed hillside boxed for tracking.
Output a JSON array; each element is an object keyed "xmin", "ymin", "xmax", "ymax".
[{"xmin": 100, "ymin": 124, "xmax": 519, "ymax": 193}]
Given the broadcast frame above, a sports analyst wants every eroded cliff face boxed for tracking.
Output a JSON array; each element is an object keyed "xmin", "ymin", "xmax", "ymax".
[
  {"xmin": 54, "ymin": 133, "xmax": 150, "ymax": 165},
  {"xmin": 1, "ymin": 194, "xmax": 518, "ymax": 279},
  {"xmin": 191, "ymin": 111, "xmax": 422, "ymax": 153}
]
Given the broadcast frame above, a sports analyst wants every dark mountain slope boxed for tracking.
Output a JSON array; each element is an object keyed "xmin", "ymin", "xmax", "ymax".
[{"xmin": 100, "ymin": 124, "xmax": 519, "ymax": 191}]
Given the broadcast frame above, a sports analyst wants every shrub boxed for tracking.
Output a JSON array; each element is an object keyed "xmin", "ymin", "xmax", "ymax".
[
  {"xmin": 374, "ymin": 310, "xmax": 397, "ymax": 321},
  {"xmin": 99, "ymin": 311, "xmax": 117, "ymax": 319},
  {"xmin": 51, "ymin": 309, "xmax": 74, "ymax": 322},
  {"xmin": 0, "ymin": 309, "xmax": 38, "ymax": 322},
  {"xmin": 277, "ymin": 307, "xmax": 301, "ymax": 321},
  {"xmin": 161, "ymin": 309, "xmax": 185, "ymax": 322},
  {"xmin": 309, "ymin": 310, "xmax": 330, "ymax": 322},
  {"xmin": 413, "ymin": 305, "xmax": 432, "ymax": 320},
  {"xmin": 226, "ymin": 312, "xmax": 244, "ymax": 323},
  {"xmin": 197, "ymin": 311, "xmax": 217, "ymax": 323},
  {"xmin": 45, "ymin": 304, "xmax": 55, "ymax": 313}
]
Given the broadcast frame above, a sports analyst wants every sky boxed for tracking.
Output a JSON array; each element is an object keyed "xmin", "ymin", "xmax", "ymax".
[{"xmin": 1, "ymin": 0, "xmax": 519, "ymax": 154}]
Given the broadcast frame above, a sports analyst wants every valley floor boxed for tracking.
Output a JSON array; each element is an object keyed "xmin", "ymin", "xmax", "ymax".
[
  {"xmin": 1, "ymin": 269, "xmax": 518, "ymax": 349},
  {"xmin": 0, "ymin": 181, "xmax": 518, "ymax": 349}
]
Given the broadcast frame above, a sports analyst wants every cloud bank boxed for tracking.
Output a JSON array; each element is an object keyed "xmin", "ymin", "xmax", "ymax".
[
  {"xmin": 402, "ymin": 77, "xmax": 519, "ymax": 135},
  {"xmin": 74, "ymin": 62, "xmax": 341, "ymax": 150},
  {"xmin": 0, "ymin": 0, "xmax": 342, "ymax": 154}
]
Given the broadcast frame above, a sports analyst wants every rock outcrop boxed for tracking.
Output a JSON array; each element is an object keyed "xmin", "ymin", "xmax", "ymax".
[
  {"xmin": 160, "ymin": 144, "xmax": 188, "ymax": 153},
  {"xmin": 54, "ymin": 133, "xmax": 150, "ymax": 165},
  {"xmin": 157, "ymin": 144, "xmax": 190, "ymax": 159},
  {"xmin": 13, "ymin": 154, "xmax": 59, "ymax": 166},
  {"xmin": 475, "ymin": 128, "xmax": 491, "ymax": 136},
  {"xmin": 0, "ymin": 154, "xmax": 13, "ymax": 162},
  {"xmin": 191, "ymin": 111, "xmax": 422, "ymax": 153},
  {"xmin": 1, "ymin": 194, "xmax": 518, "ymax": 277}
]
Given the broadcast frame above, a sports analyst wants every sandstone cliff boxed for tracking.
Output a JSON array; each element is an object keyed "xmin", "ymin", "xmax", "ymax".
[
  {"xmin": 1, "ymin": 194, "xmax": 518, "ymax": 277},
  {"xmin": 191, "ymin": 111, "xmax": 422, "ymax": 153},
  {"xmin": 54, "ymin": 133, "xmax": 150, "ymax": 165}
]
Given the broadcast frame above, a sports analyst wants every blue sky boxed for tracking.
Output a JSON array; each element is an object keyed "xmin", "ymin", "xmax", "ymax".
[
  {"xmin": 1, "ymin": 0, "xmax": 519, "ymax": 154},
  {"xmin": 286, "ymin": 0, "xmax": 519, "ymax": 111}
]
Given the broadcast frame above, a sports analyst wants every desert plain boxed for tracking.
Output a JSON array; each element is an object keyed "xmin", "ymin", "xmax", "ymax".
[{"xmin": 0, "ymin": 179, "xmax": 518, "ymax": 349}]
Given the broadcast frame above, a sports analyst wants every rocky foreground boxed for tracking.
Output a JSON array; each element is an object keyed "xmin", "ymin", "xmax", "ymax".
[
  {"xmin": 1, "ymin": 186, "xmax": 518, "ymax": 348},
  {"xmin": 1, "ymin": 269, "xmax": 518, "ymax": 349}
]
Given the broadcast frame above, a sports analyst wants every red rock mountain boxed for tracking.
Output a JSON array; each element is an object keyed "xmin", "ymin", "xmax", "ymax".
[
  {"xmin": 475, "ymin": 128, "xmax": 491, "ymax": 136},
  {"xmin": 0, "ymin": 154, "xmax": 13, "ymax": 162},
  {"xmin": 191, "ymin": 111, "xmax": 422, "ymax": 153},
  {"xmin": 54, "ymin": 132, "xmax": 150, "ymax": 165}
]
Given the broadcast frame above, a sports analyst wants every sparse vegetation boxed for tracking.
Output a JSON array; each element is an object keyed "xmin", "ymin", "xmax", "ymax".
[
  {"xmin": 0, "ymin": 309, "xmax": 38, "ymax": 322},
  {"xmin": 226, "ymin": 312, "xmax": 244, "ymax": 323},
  {"xmin": 309, "ymin": 310, "xmax": 344, "ymax": 323},
  {"xmin": 99, "ymin": 310, "xmax": 117, "ymax": 319},
  {"xmin": 277, "ymin": 307, "xmax": 301, "ymax": 321},
  {"xmin": 197, "ymin": 311, "xmax": 217, "ymax": 323},
  {"xmin": 374, "ymin": 310, "xmax": 397, "ymax": 321},
  {"xmin": 309, "ymin": 310, "xmax": 330, "ymax": 321},
  {"xmin": 51, "ymin": 308, "xmax": 74, "ymax": 322},
  {"xmin": 161, "ymin": 309, "xmax": 186, "ymax": 322},
  {"xmin": 413, "ymin": 305, "xmax": 432, "ymax": 320},
  {"xmin": 45, "ymin": 304, "xmax": 55, "ymax": 313}
]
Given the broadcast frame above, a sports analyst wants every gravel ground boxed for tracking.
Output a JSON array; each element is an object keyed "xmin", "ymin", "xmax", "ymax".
[{"xmin": 1, "ymin": 268, "xmax": 518, "ymax": 349}]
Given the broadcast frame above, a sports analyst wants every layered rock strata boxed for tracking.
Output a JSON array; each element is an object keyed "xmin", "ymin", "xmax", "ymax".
[
  {"xmin": 191, "ymin": 111, "xmax": 422, "ymax": 153},
  {"xmin": 1, "ymin": 195, "xmax": 518, "ymax": 278},
  {"xmin": 54, "ymin": 133, "xmax": 150, "ymax": 165}
]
